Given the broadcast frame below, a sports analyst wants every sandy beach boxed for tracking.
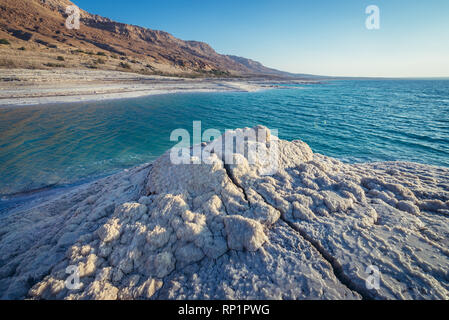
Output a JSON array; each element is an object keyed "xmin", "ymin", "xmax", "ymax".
[{"xmin": 0, "ymin": 69, "xmax": 305, "ymax": 107}]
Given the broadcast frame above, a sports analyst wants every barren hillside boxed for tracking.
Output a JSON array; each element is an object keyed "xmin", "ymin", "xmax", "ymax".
[{"xmin": 0, "ymin": 0, "xmax": 291, "ymax": 77}]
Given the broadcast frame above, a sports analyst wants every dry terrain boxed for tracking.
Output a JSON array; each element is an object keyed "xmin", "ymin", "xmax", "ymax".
[
  {"xmin": 0, "ymin": 68, "xmax": 279, "ymax": 106},
  {"xmin": 0, "ymin": 0, "xmax": 297, "ymax": 78}
]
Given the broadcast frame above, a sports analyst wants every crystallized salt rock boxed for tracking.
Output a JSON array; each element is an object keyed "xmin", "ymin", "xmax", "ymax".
[
  {"xmin": 115, "ymin": 202, "xmax": 148, "ymax": 220},
  {"xmin": 174, "ymin": 243, "xmax": 205, "ymax": 264},
  {"xmin": 397, "ymin": 200, "xmax": 420, "ymax": 215},
  {"xmin": 83, "ymin": 281, "xmax": 119, "ymax": 300},
  {"xmin": 146, "ymin": 225, "xmax": 171, "ymax": 250},
  {"xmin": 322, "ymin": 190, "xmax": 353, "ymax": 212},
  {"xmin": 2, "ymin": 126, "xmax": 449, "ymax": 300},
  {"xmin": 224, "ymin": 215, "xmax": 268, "ymax": 252},
  {"xmin": 152, "ymin": 252, "xmax": 176, "ymax": 278},
  {"xmin": 97, "ymin": 218, "xmax": 121, "ymax": 243},
  {"xmin": 135, "ymin": 279, "xmax": 163, "ymax": 299}
]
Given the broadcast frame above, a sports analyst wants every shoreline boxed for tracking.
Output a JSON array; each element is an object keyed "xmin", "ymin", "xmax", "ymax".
[
  {"xmin": 0, "ymin": 173, "xmax": 109, "ymax": 217},
  {"xmin": 2, "ymin": 155, "xmax": 448, "ymax": 218},
  {"xmin": 0, "ymin": 69, "xmax": 314, "ymax": 107}
]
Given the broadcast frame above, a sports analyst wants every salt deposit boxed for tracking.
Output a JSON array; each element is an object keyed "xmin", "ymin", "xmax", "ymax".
[{"xmin": 0, "ymin": 126, "xmax": 448, "ymax": 300}]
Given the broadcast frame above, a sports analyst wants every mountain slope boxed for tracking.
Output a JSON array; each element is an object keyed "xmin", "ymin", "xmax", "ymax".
[
  {"xmin": 227, "ymin": 55, "xmax": 325, "ymax": 79},
  {"xmin": 0, "ymin": 0, "xmax": 298, "ymax": 77}
]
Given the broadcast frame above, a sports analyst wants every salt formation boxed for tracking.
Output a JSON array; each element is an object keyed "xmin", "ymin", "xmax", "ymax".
[{"xmin": 0, "ymin": 126, "xmax": 448, "ymax": 300}]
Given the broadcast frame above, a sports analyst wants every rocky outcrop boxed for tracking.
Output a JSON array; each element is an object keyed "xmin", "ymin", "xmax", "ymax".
[{"xmin": 0, "ymin": 126, "xmax": 448, "ymax": 300}]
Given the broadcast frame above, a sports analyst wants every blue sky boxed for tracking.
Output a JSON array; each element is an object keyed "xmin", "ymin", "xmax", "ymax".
[{"xmin": 73, "ymin": 0, "xmax": 449, "ymax": 77}]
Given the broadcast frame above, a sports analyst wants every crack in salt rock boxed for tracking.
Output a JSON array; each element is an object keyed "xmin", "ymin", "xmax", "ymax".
[
  {"xmin": 278, "ymin": 217, "xmax": 373, "ymax": 300},
  {"xmin": 249, "ymin": 187, "xmax": 373, "ymax": 300},
  {"xmin": 224, "ymin": 156, "xmax": 354, "ymax": 290},
  {"xmin": 224, "ymin": 163, "xmax": 250, "ymax": 205},
  {"xmin": 220, "ymin": 139, "xmax": 372, "ymax": 298}
]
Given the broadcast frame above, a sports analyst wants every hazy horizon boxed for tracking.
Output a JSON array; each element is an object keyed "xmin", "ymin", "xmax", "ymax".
[{"xmin": 72, "ymin": 0, "xmax": 449, "ymax": 78}]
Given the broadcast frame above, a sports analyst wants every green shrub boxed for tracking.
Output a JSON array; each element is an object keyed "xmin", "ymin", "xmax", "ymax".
[
  {"xmin": 18, "ymin": 47, "xmax": 26, "ymax": 51},
  {"xmin": 44, "ymin": 62, "xmax": 65, "ymax": 68},
  {"xmin": 97, "ymin": 52, "xmax": 107, "ymax": 56},
  {"xmin": 0, "ymin": 39, "xmax": 10, "ymax": 45},
  {"xmin": 119, "ymin": 62, "xmax": 131, "ymax": 69},
  {"xmin": 56, "ymin": 56, "xmax": 65, "ymax": 61}
]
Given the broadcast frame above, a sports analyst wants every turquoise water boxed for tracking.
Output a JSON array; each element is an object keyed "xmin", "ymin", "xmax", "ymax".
[{"xmin": 0, "ymin": 79, "xmax": 448, "ymax": 198}]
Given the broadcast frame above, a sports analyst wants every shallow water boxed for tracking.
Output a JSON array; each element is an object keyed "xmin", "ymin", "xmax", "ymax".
[{"xmin": 0, "ymin": 79, "xmax": 448, "ymax": 197}]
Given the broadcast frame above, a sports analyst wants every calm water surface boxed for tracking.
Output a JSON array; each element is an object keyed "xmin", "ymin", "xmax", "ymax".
[{"xmin": 1, "ymin": 79, "xmax": 448, "ymax": 198}]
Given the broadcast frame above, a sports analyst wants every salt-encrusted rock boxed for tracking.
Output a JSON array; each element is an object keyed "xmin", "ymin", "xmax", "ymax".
[
  {"xmin": 224, "ymin": 216, "xmax": 267, "ymax": 252},
  {"xmin": 174, "ymin": 243, "xmax": 205, "ymax": 264},
  {"xmin": 82, "ymin": 281, "xmax": 119, "ymax": 300},
  {"xmin": 115, "ymin": 202, "xmax": 148, "ymax": 220},
  {"xmin": 322, "ymin": 190, "xmax": 354, "ymax": 212},
  {"xmin": 134, "ymin": 279, "xmax": 163, "ymax": 299},
  {"xmin": 78, "ymin": 254, "xmax": 99, "ymax": 277},
  {"xmin": 151, "ymin": 252, "xmax": 176, "ymax": 278},
  {"xmin": 97, "ymin": 219, "xmax": 120, "ymax": 243},
  {"xmin": 0, "ymin": 126, "xmax": 448, "ymax": 300},
  {"xmin": 146, "ymin": 225, "xmax": 170, "ymax": 250},
  {"xmin": 397, "ymin": 200, "xmax": 420, "ymax": 215}
]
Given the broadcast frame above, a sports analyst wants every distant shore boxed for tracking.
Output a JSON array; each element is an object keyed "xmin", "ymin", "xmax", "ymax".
[{"xmin": 0, "ymin": 69, "xmax": 317, "ymax": 107}]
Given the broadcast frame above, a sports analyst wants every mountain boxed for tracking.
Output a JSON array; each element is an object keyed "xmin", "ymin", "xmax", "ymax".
[
  {"xmin": 227, "ymin": 55, "xmax": 325, "ymax": 79},
  {"xmin": 0, "ymin": 0, "xmax": 302, "ymax": 77}
]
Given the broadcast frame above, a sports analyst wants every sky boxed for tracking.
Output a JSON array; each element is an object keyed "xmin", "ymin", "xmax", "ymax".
[{"xmin": 73, "ymin": 0, "xmax": 449, "ymax": 78}]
